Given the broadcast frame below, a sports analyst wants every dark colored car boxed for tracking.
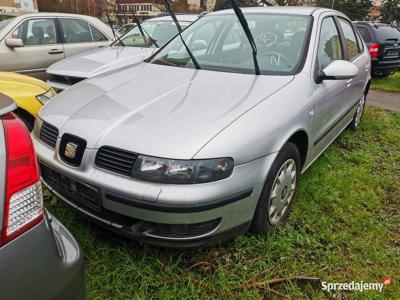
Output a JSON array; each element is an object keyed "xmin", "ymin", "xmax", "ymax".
[
  {"xmin": 354, "ymin": 22, "xmax": 400, "ymax": 77},
  {"xmin": 0, "ymin": 93, "xmax": 86, "ymax": 300}
]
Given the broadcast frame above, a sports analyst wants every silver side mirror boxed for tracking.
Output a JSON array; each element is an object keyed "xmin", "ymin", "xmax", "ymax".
[
  {"xmin": 317, "ymin": 60, "xmax": 358, "ymax": 83},
  {"xmin": 5, "ymin": 38, "xmax": 24, "ymax": 48}
]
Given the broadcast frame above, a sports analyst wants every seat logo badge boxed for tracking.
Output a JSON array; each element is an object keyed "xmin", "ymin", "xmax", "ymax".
[{"xmin": 65, "ymin": 142, "xmax": 78, "ymax": 159}]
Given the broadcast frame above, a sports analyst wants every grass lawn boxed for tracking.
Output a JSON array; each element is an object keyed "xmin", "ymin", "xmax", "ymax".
[
  {"xmin": 44, "ymin": 107, "xmax": 400, "ymax": 299},
  {"xmin": 371, "ymin": 72, "xmax": 400, "ymax": 93}
]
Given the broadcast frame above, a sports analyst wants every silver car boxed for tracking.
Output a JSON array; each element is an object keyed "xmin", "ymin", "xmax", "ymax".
[
  {"xmin": 0, "ymin": 13, "xmax": 115, "ymax": 79},
  {"xmin": 0, "ymin": 94, "xmax": 86, "ymax": 298},
  {"xmin": 34, "ymin": 7, "xmax": 370, "ymax": 247},
  {"xmin": 46, "ymin": 15, "xmax": 198, "ymax": 91}
]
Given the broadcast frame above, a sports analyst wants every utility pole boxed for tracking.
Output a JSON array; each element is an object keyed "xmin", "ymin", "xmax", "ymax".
[
  {"xmin": 331, "ymin": 0, "xmax": 335, "ymax": 9},
  {"xmin": 76, "ymin": 0, "xmax": 80, "ymax": 13}
]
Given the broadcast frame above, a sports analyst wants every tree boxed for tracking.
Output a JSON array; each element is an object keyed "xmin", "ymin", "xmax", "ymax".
[
  {"xmin": 37, "ymin": 0, "xmax": 114, "ymax": 18},
  {"xmin": 317, "ymin": 0, "xmax": 372, "ymax": 20},
  {"xmin": 172, "ymin": 0, "xmax": 190, "ymax": 13},
  {"xmin": 381, "ymin": 0, "xmax": 400, "ymax": 24}
]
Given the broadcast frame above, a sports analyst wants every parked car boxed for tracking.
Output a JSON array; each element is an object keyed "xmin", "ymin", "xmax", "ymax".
[
  {"xmin": 33, "ymin": 7, "xmax": 370, "ymax": 247},
  {"xmin": 354, "ymin": 22, "xmax": 400, "ymax": 77},
  {"xmin": 0, "ymin": 71, "xmax": 56, "ymax": 130},
  {"xmin": 0, "ymin": 93, "xmax": 86, "ymax": 299},
  {"xmin": 0, "ymin": 13, "xmax": 115, "ymax": 80},
  {"xmin": 46, "ymin": 15, "xmax": 198, "ymax": 91}
]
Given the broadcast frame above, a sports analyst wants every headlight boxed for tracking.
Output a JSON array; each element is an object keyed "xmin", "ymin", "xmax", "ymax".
[
  {"xmin": 36, "ymin": 89, "xmax": 56, "ymax": 105},
  {"xmin": 132, "ymin": 155, "xmax": 234, "ymax": 184}
]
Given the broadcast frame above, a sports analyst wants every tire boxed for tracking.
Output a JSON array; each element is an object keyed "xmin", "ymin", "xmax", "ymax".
[
  {"xmin": 348, "ymin": 93, "xmax": 366, "ymax": 131},
  {"xmin": 14, "ymin": 108, "xmax": 34, "ymax": 132},
  {"xmin": 250, "ymin": 142, "xmax": 300, "ymax": 234}
]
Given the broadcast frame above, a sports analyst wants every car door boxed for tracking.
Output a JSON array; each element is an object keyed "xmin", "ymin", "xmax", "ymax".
[
  {"xmin": 58, "ymin": 18, "xmax": 109, "ymax": 58},
  {"xmin": 0, "ymin": 17, "xmax": 64, "ymax": 79},
  {"xmin": 337, "ymin": 17, "xmax": 368, "ymax": 107},
  {"xmin": 310, "ymin": 15, "xmax": 348, "ymax": 157}
]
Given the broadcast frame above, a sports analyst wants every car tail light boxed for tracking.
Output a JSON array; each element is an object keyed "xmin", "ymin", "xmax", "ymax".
[
  {"xmin": 1, "ymin": 113, "xmax": 43, "ymax": 246},
  {"xmin": 369, "ymin": 43, "xmax": 379, "ymax": 58}
]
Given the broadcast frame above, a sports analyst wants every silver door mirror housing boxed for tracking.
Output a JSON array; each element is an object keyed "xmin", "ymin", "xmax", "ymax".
[
  {"xmin": 317, "ymin": 60, "xmax": 358, "ymax": 83},
  {"xmin": 5, "ymin": 38, "xmax": 24, "ymax": 48}
]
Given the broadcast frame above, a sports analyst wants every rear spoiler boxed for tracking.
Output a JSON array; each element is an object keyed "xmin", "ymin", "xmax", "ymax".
[{"xmin": 0, "ymin": 93, "xmax": 17, "ymax": 116}]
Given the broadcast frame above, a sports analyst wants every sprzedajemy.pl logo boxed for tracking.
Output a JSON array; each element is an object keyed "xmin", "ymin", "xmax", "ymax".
[{"xmin": 322, "ymin": 277, "xmax": 393, "ymax": 293}]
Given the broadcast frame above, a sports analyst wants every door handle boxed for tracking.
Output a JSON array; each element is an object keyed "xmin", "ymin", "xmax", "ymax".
[{"xmin": 48, "ymin": 49, "xmax": 63, "ymax": 55}]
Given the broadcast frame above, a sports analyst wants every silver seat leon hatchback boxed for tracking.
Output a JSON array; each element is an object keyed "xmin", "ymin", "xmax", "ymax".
[{"xmin": 33, "ymin": 7, "xmax": 371, "ymax": 247}]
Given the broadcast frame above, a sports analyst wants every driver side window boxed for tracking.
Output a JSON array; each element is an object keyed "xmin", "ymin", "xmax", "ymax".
[{"xmin": 317, "ymin": 17, "xmax": 343, "ymax": 72}]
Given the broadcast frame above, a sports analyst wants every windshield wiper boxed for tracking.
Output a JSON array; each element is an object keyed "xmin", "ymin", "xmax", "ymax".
[
  {"xmin": 131, "ymin": 12, "xmax": 159, "ymax": 47},
  {"xmin": 228, "ymin": 0, "xmax": 260, "ymax": 75},
  {"xmin": 106, "ymin": 10, "xmax": 124, "ymax": 46},
  {"xmin": 105, "ymin": 11, "xmax": 120, "ymax": 42},
  {"xmin": 162, "ymin": 0, "xmax": 201, "ymax": 69}
]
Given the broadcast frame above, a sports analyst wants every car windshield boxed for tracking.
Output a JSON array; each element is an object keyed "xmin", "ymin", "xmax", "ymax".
[
  {"xmin": 0, "ymin": 16, "xmax": 15, "ymax": 31},
  {"xmin": 150, "ymin": 13, "xmax": 311, "ymax": 75},
  {"xmin": 113, "ymin": 20, "xmax": 191, "ymax": 48}
]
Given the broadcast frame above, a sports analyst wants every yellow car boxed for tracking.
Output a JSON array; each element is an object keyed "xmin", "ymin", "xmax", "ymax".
[{"xmin": 0, "ymin": 71, "xmax": 56, "ymax": 130}]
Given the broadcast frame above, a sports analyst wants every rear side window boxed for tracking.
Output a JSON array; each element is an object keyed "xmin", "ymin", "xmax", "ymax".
[
  {"xmin": 317, "ymin": 17, "xmax": 343, "ymax": 71},
  {"xmin": 90, "ymin": 25, "xmax": 108, "ymax": 41},
  {"xmin": 338, "ymin": 18, "xmax": 360, "ymax": 60},
  {"xmin": 356, "ymin": 26, "xmax": 372, "ymax": 43},
  {"xmin": 354, "ymin": 29, "xmax": 364, "ymax": 51},
  {"xmin": 60, "ymin": 18, "xmax": 92, "ymax": 43}
]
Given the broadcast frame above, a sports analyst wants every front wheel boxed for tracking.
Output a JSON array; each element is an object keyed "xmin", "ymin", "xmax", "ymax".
[{"xmin": 250, "ymin": 142, "xmax": 300, "ymax": 234}]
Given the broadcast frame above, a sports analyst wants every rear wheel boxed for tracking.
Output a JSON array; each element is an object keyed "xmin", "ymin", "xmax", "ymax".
[{"xmin": 250, "ymin": 142, "xmax": 300, "ymax": 234}]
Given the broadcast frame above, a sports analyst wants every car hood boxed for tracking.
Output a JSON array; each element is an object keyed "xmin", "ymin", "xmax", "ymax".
[
  {"xmin": 46, "ymin": 46, "xmax": 156, "ymax": 78},
  {"xmin": 0, "ymin": 71, "xmax": 50, "ymax": 92},
  {"xmin": 41, "ymin": 63, "xmax": 294, "ymax": 159}
]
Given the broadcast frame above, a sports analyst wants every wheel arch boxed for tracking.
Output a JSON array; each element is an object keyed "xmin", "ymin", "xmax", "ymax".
[
  {"xmin": 365, "ymin": 79, "xmax": 371, "ymax": 95},
  {"xmin": 286, "ymin": 130, "xmax": 309, "ymax": 170}
]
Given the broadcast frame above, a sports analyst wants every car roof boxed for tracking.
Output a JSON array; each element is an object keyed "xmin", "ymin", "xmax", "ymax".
[
  {"xmin": 13, "ymin": 12, "xmax": 99, "ymax": 18},
  {"xmin": 209, "ymin": 6, "xmax": 333, "ymax": 16},
  {"xmin": 145, "ymin": 14, "xmax": 199, "ymax": 23}
]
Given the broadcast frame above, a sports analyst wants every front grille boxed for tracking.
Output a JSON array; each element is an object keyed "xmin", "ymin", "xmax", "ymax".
[
  {"xmin": 40, "ymin": 163, "xmax": 101, "ymax": 212},
  {"xmin": 40, "ymin": 122, "xmax": 59, "ymax": 148},
  {"xmin": 49, "ymin": 74, "xmax": 85, "ymax": 86},
  {"xmin": 95, "ymin": 146, "xmax": 137, "ymax": 176}
]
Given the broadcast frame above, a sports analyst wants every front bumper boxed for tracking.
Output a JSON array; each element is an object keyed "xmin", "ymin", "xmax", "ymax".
[
  {"xmin": 0, "ymin": 212, "xmax": 86, "ymax": 300},
  {"xmin": 33, "ymin": 133, "xmax": 277, "ymax": 247}
]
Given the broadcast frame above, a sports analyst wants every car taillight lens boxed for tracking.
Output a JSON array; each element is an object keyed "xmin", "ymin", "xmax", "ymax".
[
  {"xmin": 369, "ymin": 43, "xmax": 379, "ymax": 58},
  {"xmin": 1, "ymin": 113, "xmax": 43, "ymax": 246}
]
